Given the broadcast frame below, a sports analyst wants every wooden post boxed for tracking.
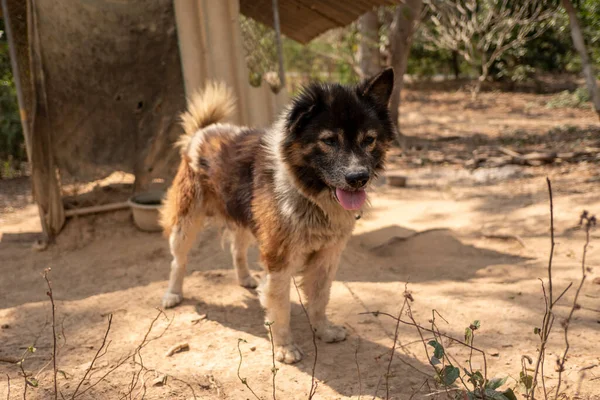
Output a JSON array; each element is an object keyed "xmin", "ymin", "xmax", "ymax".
[
  {"xmin": 26, "ymin": 0, "xmax": 65, "ymax": 240},
  {"xmin": 271, "ymin": 0, "xmax": 286, "ymax": 90},
  {"xmin": 1, "ymin": 0, "xmax": 66, "ymax": 242}
]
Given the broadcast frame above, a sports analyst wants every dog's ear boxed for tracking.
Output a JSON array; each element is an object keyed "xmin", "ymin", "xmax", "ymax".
[
  {"xmin": 286, "ymin": 85, "xmax": 324, "ymax": 135},
  {"xmin": 358, "ymin": 67, "xmax": 394, "ymax": 109}
]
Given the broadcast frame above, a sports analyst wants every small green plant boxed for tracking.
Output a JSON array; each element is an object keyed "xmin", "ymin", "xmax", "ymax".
[
  {"xmin": 546, "ymin": 87, "xmax": 590, "ymax": 109},
  {"xmin": 426, "ymin": 319, "xmax": 517, "ymax": 400}
]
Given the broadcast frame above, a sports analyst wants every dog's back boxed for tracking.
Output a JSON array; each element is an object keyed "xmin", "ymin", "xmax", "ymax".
[{"xmin": 159, "ymin": 83, "xmax": 264, "ymax": 236}]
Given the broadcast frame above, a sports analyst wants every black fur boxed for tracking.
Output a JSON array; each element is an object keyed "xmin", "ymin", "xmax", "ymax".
[{"xmin": 282, "ymin": 68, "xmax": 396, "ymax": 197}]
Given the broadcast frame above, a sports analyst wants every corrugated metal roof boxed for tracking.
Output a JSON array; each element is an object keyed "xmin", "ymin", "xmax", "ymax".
[{"xmin": 240, "ymin": 0, "xmax": 398, "ymax": 44}]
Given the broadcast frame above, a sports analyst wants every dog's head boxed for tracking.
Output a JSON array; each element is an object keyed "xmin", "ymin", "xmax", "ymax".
[{"xmin": 282, "ymin": 68, "xmax": 395, "ymax": 211}]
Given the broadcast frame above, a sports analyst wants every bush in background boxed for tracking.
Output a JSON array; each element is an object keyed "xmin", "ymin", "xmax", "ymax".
[{"xmin": 0, "ymin": 19, "xmax": 26, "ymax": 177}]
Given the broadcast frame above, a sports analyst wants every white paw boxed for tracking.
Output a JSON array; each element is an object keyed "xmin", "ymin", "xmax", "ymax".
[
  {"xmin": 275, "ymin": 343, "xmax": 303, "ymax": 364},
  {"xmin": 238, "ymin": 275, "xmax": 258, "ymax": 289},
  {"xmin": 315, "ymin": 323, "xmax": 347, "ymax": 343},
  {"xmin": 162, "ymin": 292, "xmax": 183, "ymax": 308}
]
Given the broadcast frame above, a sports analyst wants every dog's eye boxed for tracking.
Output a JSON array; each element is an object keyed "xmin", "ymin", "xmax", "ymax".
[
  {"xmin": 321, "ymin": 137, "xmax": 337, "ymax": 146},
  {"xmin": 363, "ymin": 136, "xmax": 376, "ymax": 146}
]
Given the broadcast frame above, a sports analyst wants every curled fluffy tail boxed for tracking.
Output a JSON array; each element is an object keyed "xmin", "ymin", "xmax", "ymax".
[{"xmin": 176, "ymin": 81, "xmax": 236, "ymax": 152}]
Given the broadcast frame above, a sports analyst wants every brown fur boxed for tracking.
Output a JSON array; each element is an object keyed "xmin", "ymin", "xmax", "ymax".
[
  {"xmin": 159, "ymin": 70, "xmax": 395, "ymax": 364},
  {"xmin": 175, "ymin": 81, "xmax": 236, "ymax": 153},
  {"xmin": 159, "ymin": 156, "xmax": 198, "ymax": 237}
]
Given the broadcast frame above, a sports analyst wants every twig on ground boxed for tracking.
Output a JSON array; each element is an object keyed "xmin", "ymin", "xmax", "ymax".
[
  {"xmin": 5, "ymin": 374, "xmax": 10, "ymax": 400},
  {"xmin": 71, "ymin": 314, "xmax": 113, "ymax": 399},
  {"xmin": 354, "ymin": 337, "xmax": 362, "ymax": 400},
  {"xmin": 164, "ymin": 342, "xmax": 189, "ymax": 357},
  {"xmin": 74, "ymin": 309, "xmax": 170, "ymax": 398},
  {"xmin": 130, "ymin": 359, "xmax": 197, "ymax": 399},
  {"xmin": 265, "ymin": 321, "xmax": 277, "ymax": 400},
  {"xmin": 555, "ymin": 211, "xmax": 595, "ymax": 398},
  {"xmin": 124, "ymin": 310, "xmax": 171, "ymax": 400},
  {"xmin": 292, "ymin": 277, "xmax": 318, "ymax": 399},
  {"xmin": 408, "ymin": 379, "xmax": 429, "ymax": 400},
  {"xmin": 237, "ymin": 339, "xmax": 261, "ymax": 400},
  {"xmin": 371, "ymin": 374, "xmax": 383, "ymax": 400},
  {"xmin": 43, "ymin": 268, "xmax": 58, "ymax": 400}
]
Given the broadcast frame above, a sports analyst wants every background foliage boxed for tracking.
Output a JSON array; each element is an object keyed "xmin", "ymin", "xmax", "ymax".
[
  {"xmin": 2, "ymin": 2, "xmax": 599, "ymax": 171},
  {"xmin": 0, "ymin": 18, "xmax": 26, "ymax": 174}
]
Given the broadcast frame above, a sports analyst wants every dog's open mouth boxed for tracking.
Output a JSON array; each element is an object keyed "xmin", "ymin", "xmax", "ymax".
[{"xmin": 334, "ymin": 188, "xmax": 367, "ymax": 211}]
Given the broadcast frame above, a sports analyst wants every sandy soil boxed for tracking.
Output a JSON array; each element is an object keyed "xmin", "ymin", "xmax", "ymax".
[{"xmin": 1, "ymin": 90, "xmax": 599, "ymax": 399}]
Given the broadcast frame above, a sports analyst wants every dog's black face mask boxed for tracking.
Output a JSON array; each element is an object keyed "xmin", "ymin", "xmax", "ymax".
[{"xmin": 282, "ymin": 68, "xmax": 396, "ymax": 210}]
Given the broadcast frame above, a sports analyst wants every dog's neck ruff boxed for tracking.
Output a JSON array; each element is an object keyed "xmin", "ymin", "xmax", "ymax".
[{"xmin": 263, "ymin": 112, "xmax": 361, "ymax": 226}]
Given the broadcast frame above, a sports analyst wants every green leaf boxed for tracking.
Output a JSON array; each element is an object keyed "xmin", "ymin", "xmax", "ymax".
[
  {"xmin": 533, "ymin": 327, "xmax": 541, "ymax": 335},
  {"xmin": 471, "ymin": 320, "xmax": 481, "ymax": 330},
  {"xmin": 479, "ymin": 388, "xmax": 509, "ymax": 399},
  {"xmin": 468, "ymin": 371, "xmax": 484, "ymax": 387},
  {"xmin": 441, "ymin": 365, "xmax": 460, "ymax": 386},
  {"xmin": 430, "ymin": 356, "xmax": 441, "ymax": 366},
  {"xmin": 486, "ymin": 376, "xmax": 508, "ymax": 390},
  {"xmin": 465, "ymin": 327, "xmax": 473, "ymax": 343},
  {"xmin": 26, "ymin": 377, "xmax": 38, "ymax": 387},
  {"xmin": 502, "ymin": 388, "xmax": 518, "ymax": 400},
  {"xmin": 27, "ymin": 346, "xmax": 36, "ymax": 353},
  {"xmin": 519, "ymin": 371, "xmax": 533, "ymax": 390},
  {"xmin": 428, "ymin": 340, "xmax": 444, "ymax": 359}
]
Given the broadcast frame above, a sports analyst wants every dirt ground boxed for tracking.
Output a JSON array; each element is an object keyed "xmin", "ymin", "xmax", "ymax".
[{"xmin": 1, "ymin": 89, "xmax": 599, "ymax": 399}]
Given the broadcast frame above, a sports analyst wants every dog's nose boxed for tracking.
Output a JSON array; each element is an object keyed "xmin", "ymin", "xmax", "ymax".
[{"xmin": 345, "ymin": 170, "xmax": 369, "ymax": 188}]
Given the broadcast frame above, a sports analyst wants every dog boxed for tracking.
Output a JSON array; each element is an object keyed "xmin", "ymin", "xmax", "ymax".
[{"xmin": 159, "ymin": 68, "xmax": 396, "ymax": 364}]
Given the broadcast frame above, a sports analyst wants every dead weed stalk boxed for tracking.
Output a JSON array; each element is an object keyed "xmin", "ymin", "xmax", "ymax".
[
  {"xmin": 292, "ymin": 277, "xmax": 318, "ymax": 400},
  {"xmin": 265, "ymin": 321, "xmax": 278, "ymax": 400},
  {"xmin": 236, "ymin": 338, "xmax": 261, "ymax": 400},
  {"xmin": 554, "ymin": 211, "xmax": 595, "ymax": 398}
]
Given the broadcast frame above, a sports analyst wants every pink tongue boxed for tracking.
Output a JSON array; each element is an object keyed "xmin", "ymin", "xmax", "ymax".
[{"xmin": 335, "ymin": 188, "xmax": 367, "ymax": 210}]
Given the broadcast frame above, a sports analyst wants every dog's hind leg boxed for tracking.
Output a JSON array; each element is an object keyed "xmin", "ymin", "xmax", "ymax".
[
  {"xmin": 300, "ymin": 241, "xmax": 347, "ymax": 343},
  {"xmin": 162, "ymin": 216, "xmax": 203, "ymax": 308},
  {"xmin": 230, "ymin": 229, "xmax": 258, "ymax": 288}
]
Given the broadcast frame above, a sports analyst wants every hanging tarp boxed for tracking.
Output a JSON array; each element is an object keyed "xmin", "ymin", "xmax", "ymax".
[{"xmin": 30, "ymin": 0, "xmax": 185, "ymax": 182}]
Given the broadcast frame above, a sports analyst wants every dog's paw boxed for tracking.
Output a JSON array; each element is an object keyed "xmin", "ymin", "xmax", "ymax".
[
  {"xmin": 275, "ymin": 343, "xmax": 303, "ymax": 364},
  {"xmin": 238, "ymin": 275, "xmax": 258, "ymax": 289},
  {"xmin": 162, "ymin": 292, "xmax": 183, "ymax": 309},
  {"xmin": 315, "ymin": 323, "xmax": 347, "ymax": 343}
]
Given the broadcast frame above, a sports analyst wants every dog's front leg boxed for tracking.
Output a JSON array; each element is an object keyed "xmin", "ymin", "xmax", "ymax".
[
  {"xmin": 301, "ymin": 241, "xmax": 348, "ymax": 343},
  {"xmin": 259, "ymin": 269, "xmax": 303, "ymax": 364}
]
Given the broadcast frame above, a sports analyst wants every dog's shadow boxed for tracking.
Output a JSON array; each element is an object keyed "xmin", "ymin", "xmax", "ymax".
[{"xmin": 181, "ymin": 290, "xmax": 429, "ymax": 398}]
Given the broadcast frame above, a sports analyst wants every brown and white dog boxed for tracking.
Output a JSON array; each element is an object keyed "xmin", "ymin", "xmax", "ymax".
[{"xmin": 159, "ymin": 68, "xmax": 396, "ymax": 364}]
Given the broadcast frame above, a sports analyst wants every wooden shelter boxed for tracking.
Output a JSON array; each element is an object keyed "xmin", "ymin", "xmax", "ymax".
[{"xmin": 1, "ymin": 0, "xmax": 396, "ymax": 243}]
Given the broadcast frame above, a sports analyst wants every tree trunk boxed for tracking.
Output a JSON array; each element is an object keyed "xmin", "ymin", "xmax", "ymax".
[
  {"xmin": 562, "ymin": 0, "xmax": 600, "ymax": 121},
  {"xmin": 452, "ymin": 50, "xmax": 460, "ymax": 79},
  {"xmin": 357, "ymin": 10, "xmax": 380, "ymax": 79},
  {"xmin": 472, "ymin": 56, "xmax": 489, "ymax": 101},
  {"xmin": 388, "ymin": 0, "xmax": 423, "ymax": 143}
]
